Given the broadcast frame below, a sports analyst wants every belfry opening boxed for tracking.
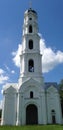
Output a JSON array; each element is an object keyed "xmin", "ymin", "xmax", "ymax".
[{"xmin": 28, "ymin": 59, "xmax": 34, "ymax": 72}]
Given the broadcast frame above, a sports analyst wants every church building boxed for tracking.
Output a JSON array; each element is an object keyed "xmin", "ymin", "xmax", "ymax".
[{"xmin": 1, "ymin": 8, "xmax": 62, "ymax": 125}]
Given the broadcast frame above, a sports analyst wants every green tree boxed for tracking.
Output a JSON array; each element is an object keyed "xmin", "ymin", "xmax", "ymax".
[{"xmin": 59, "ymin": 79, "xmax": 63, "ymax": 117}]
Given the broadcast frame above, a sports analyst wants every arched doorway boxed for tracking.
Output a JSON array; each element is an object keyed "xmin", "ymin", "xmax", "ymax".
[{"xmin": 26, "ymin": 104, "xmax": 38, "ymax": 125}]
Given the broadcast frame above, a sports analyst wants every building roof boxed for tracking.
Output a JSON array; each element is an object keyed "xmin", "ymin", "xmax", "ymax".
[
  {"xmin": 45, "ymin": 82, "xmax": 59, "ymax": 90},
  {"xmin": 3, "ymin": 83, "xmax": 18, "ymax": 92},
  {"xmin": 25, "ymin": 8, "xmax": 37, "ymax": 15},
  {"xmin": 28, "ymin": 8, "xmax": 37, "ymax": 14}
]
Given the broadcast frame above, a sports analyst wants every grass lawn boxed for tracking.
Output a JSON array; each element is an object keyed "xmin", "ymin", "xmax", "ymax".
[{"xmin": 0, "ymin": 125, "xmax": 63, "ymax": 130}]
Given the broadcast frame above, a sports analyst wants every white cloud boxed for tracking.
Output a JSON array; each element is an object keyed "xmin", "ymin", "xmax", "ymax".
[
  {"xmin": 4, "ymin": 65, "xmax": 10, "ymax": 72},
  {"xmin": 0, "ymin": 75, "xmax": 9, "ymax": 84},
  {"xmin": 12, "ymin": 44, "xmax": 21, "ymax": 67},
  {"xmin": 12, "ymin": 37, "xmax": 63, "ymax": 73},
  {"xmin": 11, "ymin": 70, "xmax": 15, "ymax": 74},
  {"xmin": 0, "ymin": 69, "xmax": 4, "ymax": 74},
  {"xmin": 4, "ymin": 64, "xmax": 15, "ymax": 74},
  {"xmin": 40, "ymin": 38, "xmax": 63, "ymax": 72},
  {"xmin": 0, "ymin": 68, "xmax": 9, "ymax": 84}
]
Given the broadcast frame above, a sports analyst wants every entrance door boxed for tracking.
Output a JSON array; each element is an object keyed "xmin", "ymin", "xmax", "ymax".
[
  {"xmin": 51, "ymin": 110, "xmax": 56, "ymax": 124},
  {"xmin": 52, "ymin": 115, "xmax": 56, "ymax": 124},
  {"xmin": 26, "ymin": 104, "xmax": 38, "ymax": 125}
]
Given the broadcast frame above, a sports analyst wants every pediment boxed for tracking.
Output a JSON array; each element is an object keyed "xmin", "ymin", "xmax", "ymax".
[
  {"xmin": 19, "ymin": 78, "xmax": 41, "ymax": 92},
  {"xmin": 3, "ymin": 83, "xmax": 17, "ymax": 93},
  {"xmin": 47, "ymin": 85, "xmax": 58, "ymax": 93}
]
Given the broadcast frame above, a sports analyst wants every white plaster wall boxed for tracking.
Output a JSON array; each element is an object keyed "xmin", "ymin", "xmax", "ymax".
[
  {"xmin": 46, "ymin": 86, "xmax": 62, "ymax": 124},
  {"xmin": 54, "ymin": 93, "xmax": 62, "ymax": 124},
  {"xmin": 1, "ymin": 87, "xmax": 17, "ymax": 125},
  {"xmin": 18, "ymin": 79, "xmax": 46, "ymax": 125},
  {"xmin": 23, "ymin": 11, "xmax": 38, "ymax": 35},
  {"xmin": 40, "ymin": 92, "xmax": 47, "ymax": 124}
]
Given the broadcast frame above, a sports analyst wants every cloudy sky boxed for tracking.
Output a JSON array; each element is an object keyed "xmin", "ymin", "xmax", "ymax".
[{"xmin": 0, "ymin": 0, "xmax": 63, "ymax": 108}]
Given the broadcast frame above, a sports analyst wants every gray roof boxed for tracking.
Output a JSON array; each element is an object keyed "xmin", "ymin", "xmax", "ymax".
[
  {"xmin": 44, "ymin": 82, "xmax": 59, "ymax": 90},
  {"xmin": 28, "ymin": 8, "xmax": 37, "ymax": 14}
]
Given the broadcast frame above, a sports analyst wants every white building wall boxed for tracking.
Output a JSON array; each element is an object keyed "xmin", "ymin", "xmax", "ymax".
[
  {"xmin": 40, "ymin": 92, "xmax": 47, "ymax": 124},
  {"xmin": 46, "ymin": 86, "xmax": 62, "ymax": 124},
  {"xmin": 17, "ymin": 79, "xmax": 46, "ymax": 125},
  {"xmin": 1, "ymin": 7, "xmax": 62, "ymax": 126},
  {"xmin": 54, "ymin": 93, "xmax": 62, "ymax": 124},
  {"xmin": 1, "ymin": 87, "xmax": 17, "ymax": 125}
]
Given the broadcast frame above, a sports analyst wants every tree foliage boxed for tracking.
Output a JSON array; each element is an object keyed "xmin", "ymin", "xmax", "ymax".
[{"xmin": 59, "ymin": 79, "xmax": 63, "ymax": 117}]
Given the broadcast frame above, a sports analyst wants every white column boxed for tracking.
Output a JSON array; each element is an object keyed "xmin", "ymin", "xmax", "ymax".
[
  {"xmin": 41, "ymin": 91, "xmax": 47, "ymax": 124},
  {"xmin": 16, "ymin": 92, "xmax": 20, "ymax": 125}
]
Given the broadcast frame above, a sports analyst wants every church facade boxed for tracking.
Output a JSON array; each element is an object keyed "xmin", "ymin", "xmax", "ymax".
[{"xmin": 1, "ymin": 8, "xmax": 62, "ymax": 125}]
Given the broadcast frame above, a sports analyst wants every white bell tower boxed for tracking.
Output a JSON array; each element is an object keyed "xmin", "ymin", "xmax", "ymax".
[
  {"xmin": 19, "ymin": 8, "xmax": 44, "ymax": 85},
  {"xmin": 1, "ymin": 7, "xmax": 62, "ymax": 126}
]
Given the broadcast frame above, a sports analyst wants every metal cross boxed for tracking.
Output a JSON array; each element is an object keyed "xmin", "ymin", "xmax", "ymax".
[{"xmin": 29, "ymin": 0, "xmax": 32, "ymax": 9}]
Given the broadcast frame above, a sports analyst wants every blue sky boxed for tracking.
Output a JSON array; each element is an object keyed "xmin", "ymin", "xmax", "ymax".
[{"xmin": 0, "ymin": 0, "xmax": 63, "ymax": 107}]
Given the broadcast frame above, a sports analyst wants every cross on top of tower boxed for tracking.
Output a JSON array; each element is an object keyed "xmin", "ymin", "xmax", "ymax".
[
  {"xmin": 27, "ymin": 1, "xmax": 37, "ymax": 15},
  {"xmin": 29, "ymin": 0, "xmax": 32, "ymax": 9}
]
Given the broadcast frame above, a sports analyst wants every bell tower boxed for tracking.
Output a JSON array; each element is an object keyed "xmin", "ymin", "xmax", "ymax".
[
  {"xmin": 19, "ymin": 8, "xmax": 44, "ymax": 84},
  {"xmin": 1, "ymin": 7, "xmax": 62, "ymax": 126}
]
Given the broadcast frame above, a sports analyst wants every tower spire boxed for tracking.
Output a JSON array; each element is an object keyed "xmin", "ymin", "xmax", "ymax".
[{"xmin": 29, "ymin": 0, "xmax": 32, "ymax": 9}]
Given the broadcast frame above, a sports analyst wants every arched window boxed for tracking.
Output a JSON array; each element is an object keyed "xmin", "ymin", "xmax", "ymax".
[
  {"xmin": 29, "ymin": 40, "xmax": 33, "ymax": 49},
  {"xmin": 51, "ymin": 110, "xmax": 55, "ymax": 113},
  {"xmin": 29, "ymin": 25, "xmax": 32, "ymax": 33},
  {"xmin": 30, "ymin": 91, "xmax": 33, "ymax": 98},
  {"xmin": 28, "ymin": 59, "xmax": 34, "ymax": 72}
]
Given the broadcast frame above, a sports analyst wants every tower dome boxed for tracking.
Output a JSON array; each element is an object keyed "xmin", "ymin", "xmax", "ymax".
[{"xmin": 25, "ymin": 8, "xmax": 37, "ymax": 15}]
